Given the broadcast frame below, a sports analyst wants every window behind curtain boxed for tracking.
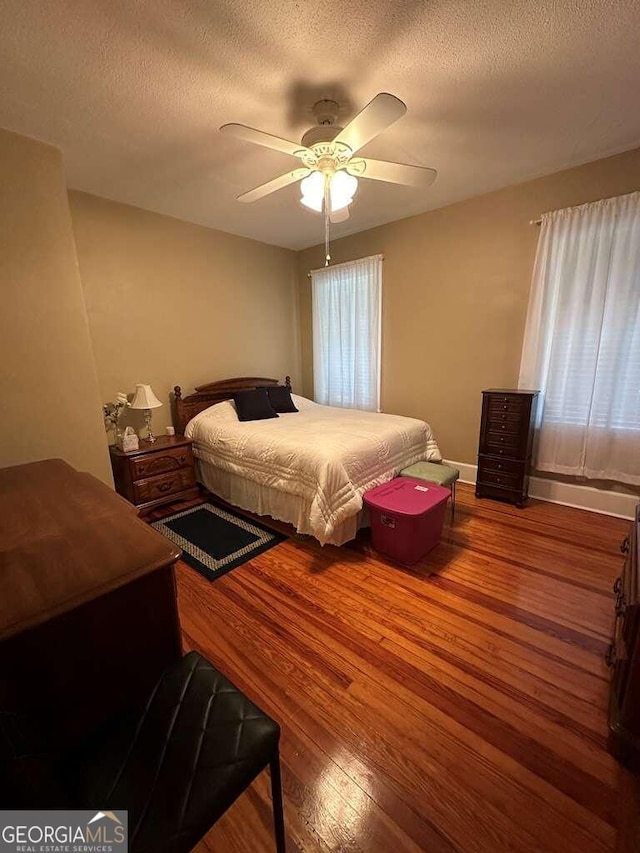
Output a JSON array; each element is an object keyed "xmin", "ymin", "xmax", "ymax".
[
  {"xmin": 519, "ymin": 191, "xmax": 640, "ymax": 485},
  {"xmin": 311, "ymin": 255, "xmax": 382, "ymax": 411}
]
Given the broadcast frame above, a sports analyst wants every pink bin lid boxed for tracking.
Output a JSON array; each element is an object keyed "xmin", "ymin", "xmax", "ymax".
[{"xmin": 363, "ymin": 477, "xmax": 450, "ymax": 516}]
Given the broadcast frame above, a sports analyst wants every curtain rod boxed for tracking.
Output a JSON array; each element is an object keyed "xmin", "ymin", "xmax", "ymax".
[
  {"xmin": 529, "ymin": 190, "xmax": 638, "ymax": 227},
  {"xmin": 307, "ymin": 254, "xmax": 384, "ymax": 277}
]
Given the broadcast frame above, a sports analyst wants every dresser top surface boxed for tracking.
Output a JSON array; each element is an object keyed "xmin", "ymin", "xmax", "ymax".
[
  {"xmin": 483, "ymin": 389, "xmax": 540, "ymax": 396},
  {"xmin": 0, "ymin": 458, "xmax": 180, "ymax": 640},
  {"xmin": 109, "ymin": 434, "xmax": 190, "ymax": 458}
]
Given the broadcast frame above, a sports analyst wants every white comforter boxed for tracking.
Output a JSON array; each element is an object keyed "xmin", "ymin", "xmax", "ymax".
[{"xmin": 186, "ymin": 395, "xmax": 441, "ymax": 545}]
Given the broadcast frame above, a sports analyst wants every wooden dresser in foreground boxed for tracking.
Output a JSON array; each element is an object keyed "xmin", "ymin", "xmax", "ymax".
[
  {"xmin": 0, "ymin": 458, "xmax": 182, "ymax": 747},
  {"xmin": 476, "ymin": 388, "xmax": 539, "ymax": 508},
  {"xmin": 110, "ymin": 434, "xmax": 199, "ymax": 514},
  {"xmin": 608, "ymin": 504, "xmax": 640, "ymax": 773}
]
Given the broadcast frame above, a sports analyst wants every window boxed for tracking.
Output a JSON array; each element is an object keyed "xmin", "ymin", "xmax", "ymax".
[
  {"xmin": 311, "ymin": 255, "xmax": 382, "ymax": 411},
  {"xmin": 519, "ymin": 191, "xmax": 640, "ymax": 485}
]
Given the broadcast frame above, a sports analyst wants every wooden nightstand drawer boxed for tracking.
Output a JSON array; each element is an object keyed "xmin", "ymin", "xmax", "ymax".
[
  {"xmin": 133, "ymin": 469, "xmax": 196, "ymax": 505},
  {"xmin": 109, "ymin": 434, "xmax": 199, "ymax": 513},
  {"xmin": 131, "ymin": 446, "xmax": 193, "ymax": 481}
]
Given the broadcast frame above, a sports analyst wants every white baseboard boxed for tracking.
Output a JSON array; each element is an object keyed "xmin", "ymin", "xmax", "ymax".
[{"xmin": 444, "ymin": 460, "xmax": 638, "ymax": 520}]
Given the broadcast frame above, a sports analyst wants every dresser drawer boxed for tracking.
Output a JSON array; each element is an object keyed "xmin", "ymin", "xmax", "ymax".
[
  {"xmin": 477, "ymin": 468, "xmax": 522, "ymax": 490},
  {"xmin": 484, "ymin": 431, "xmax": 523, "ymax": 456},
  {"xmin": 133, "ymin": 469, "xmax": 196, "ymax": 504},
  {"xmin": 131, "ymin": 446, "xmax": 193, "ymax": 481},
  {"xmin": 484, "ymin": 416, "xmax": 522, "ymax": 435},
  {"xmin": 478, "ymin": 457, "xmax": 525, "ymax": 480},
  {"xmin": 487, "ymin": 395, "xmax": 528, "ymax": 416},
  {"xmin": 478, "ymin": 457, "xmax": 524, "ymax": 476}
]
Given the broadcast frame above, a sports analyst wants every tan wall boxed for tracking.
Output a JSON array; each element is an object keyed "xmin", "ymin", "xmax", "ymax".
[
  {"xmin": 0, "ymin": 129, "xmax": 112, "ymax": 483},
  {"xmin": 297, "ymin": 147, "xmax": 640, "ymax": 464},
  {"xmin": 69, "ymin": 193, "xmax": 299, "ymax": 437}
]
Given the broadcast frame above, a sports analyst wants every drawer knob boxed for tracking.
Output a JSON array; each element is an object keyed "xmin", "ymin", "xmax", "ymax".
[
  {"xmin": 158, "ymin": 482, "xmax": 173, "ymax": 492},
  {"xmin": 501, "ymin": 425, "xmax": 506, "ymax": 430},
  {"xmin": 605, "ymin": 643, "xmax": 616, "ymax": 668}
]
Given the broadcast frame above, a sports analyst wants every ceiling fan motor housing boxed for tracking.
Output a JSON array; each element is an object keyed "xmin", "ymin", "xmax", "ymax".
[
  {"xmin": 312, "ymin": 98, "xmax": 340, "ymax": 125},
  {"xmin": 301, "ymin": 124, "xmax": 344, "ymax": 148},
  {"xmin": 300, "ymin": 98, "xmax": 345, "ymax": 148}
]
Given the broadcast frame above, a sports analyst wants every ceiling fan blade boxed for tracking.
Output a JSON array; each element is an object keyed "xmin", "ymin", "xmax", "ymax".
[
  {"xmin": 220, "ymin": 123, "xmax": 311, "ymax": 159},
  {"xmin": 348, "ymin": 158, "xmax": 437, "ymax": 187},
  {"xmin": 333, "ymin": 93, "xmax": 407, "ymax": 155},
  {"xmin": 237, "ymin": 168, "xmax": 310, "ymax": 203},
  {"xmin": 330, "ymin": 206, "xmax": 350, "ymax": 224}
]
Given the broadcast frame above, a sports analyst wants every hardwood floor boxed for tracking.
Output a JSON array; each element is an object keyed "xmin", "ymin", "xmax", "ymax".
[{"xmin": 167, "ymin": 484, "xmax": 636, "ymax": 853}]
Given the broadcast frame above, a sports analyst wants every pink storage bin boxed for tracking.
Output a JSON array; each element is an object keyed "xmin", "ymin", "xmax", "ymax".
[{"xmin": 363, "ymin": 476, "xmax": 450, "ymax": 565}]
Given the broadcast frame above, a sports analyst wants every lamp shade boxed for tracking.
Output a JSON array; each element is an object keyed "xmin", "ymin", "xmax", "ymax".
[
  {"xmin": 300, "ymin": 171, "xmax": 324, "ymax": 212},
  {"xmin": 300, "ymin": 170, "xmax": 358, "ymax": 214},
  {"xmin": 329, "ymin": 171, "xmax": 357, "ymax": 212},
  {"xmin": 130, "ymin": 384, "xmax": 163, "ymax": 410}
]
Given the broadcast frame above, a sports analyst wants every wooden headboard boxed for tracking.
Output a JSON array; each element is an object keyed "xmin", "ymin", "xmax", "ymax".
[{"xmin": 172, "ymin": 376, "xmax": 291, "ymax": 435}]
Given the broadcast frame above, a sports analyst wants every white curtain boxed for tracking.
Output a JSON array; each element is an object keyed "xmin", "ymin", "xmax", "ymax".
[
  {"xmin": 519, "ymin": 191, "xmax": 640, "ymax": 485},
  {"xmin": 312, "ymin": 255, "xmax": 382, "ymax": 411}
]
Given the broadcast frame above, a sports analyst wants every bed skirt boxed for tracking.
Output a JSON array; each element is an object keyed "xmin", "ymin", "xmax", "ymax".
[{"xmin": 195, "ymin": 459, "xmax": 368, "ymax": 546}]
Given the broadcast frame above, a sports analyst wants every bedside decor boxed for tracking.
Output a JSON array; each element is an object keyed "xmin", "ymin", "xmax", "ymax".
[
  {"xmin": 151, "ymin": 501, "xmax": 286, "ymax": 581},
  {"xmin": 102, "ymin": 391, "xmax": 130, "ymax": 445},
  {"xmin": 131, "ymin": 383, "xmax": 163, "ymax": 443},
  {"xmin": 120, "ymin": 426, "xmax": 139, "ymax": 452}
]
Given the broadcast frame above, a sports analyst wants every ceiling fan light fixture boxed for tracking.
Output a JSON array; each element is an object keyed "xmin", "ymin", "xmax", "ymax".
[
  {"xmin": 329, "ymin": 171, "xmax": 357, "ymax": 212},
  {"xmin": 300, "ymin": 171, "xmax": 324, "ymax": 212}
]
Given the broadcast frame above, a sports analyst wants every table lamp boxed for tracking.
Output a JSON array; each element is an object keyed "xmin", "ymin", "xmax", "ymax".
[{"xmin": 130, "ymin": 384, "xmax": 163, "ymax": 443}]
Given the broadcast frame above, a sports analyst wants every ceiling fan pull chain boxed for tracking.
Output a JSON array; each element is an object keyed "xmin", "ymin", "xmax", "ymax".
[
  {"xmin": 324, "ymin": 176, "xmax": 331, "ymax": 265},
  {"xmin": 325, "ymin": 214, "xmax": 331, "ymax": 266}
]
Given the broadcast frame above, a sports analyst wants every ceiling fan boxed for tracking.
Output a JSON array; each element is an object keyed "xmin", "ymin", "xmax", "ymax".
[{"xmin": 220, "ymin": 93, "xmax": 437, "ymax": 223}]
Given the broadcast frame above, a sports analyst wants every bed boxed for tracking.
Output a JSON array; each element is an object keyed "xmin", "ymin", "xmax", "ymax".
[{"xmin": 173, "ymin": 377, "xmax": 442, "ymax": 546}]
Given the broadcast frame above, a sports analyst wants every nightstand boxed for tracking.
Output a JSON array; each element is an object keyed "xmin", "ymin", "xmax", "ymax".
[{"xmin": 109, "ymin": 434, "xmax": 199, "ymax": 514}]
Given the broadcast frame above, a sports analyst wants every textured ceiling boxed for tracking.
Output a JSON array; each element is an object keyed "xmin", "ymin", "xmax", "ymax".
[{"xmin": 1, "ymin": 0, "xmax": 639, "ymax": 250}]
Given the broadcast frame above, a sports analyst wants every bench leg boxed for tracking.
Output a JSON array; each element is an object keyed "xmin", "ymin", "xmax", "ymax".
[
  {"xmin": 451, "ymin": 480, "xmax": 456, "ymax": 525},
  {"xmin": 270, "ymin": 751, "xmax": 287, "ymax": 853}
]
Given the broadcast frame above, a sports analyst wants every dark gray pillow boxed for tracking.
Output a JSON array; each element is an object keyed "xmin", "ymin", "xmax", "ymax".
[
  {"xmin": 266, "ymin": 384, "xmax": 298, "ymax": 413},
  {"xmin": 233, "ymin": 388, "xmax": 278, "ymax": 422}
]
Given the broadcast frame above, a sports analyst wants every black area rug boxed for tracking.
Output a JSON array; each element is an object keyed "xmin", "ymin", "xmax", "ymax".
[{"xmin": 151, "ymin": 502, "xmax": 286, "ymax": 582}]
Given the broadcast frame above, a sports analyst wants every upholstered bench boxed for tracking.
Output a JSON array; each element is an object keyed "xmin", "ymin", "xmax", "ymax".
[{"xmin": 399, "ymin": 461, "xmax": 460, "ymax": 523}]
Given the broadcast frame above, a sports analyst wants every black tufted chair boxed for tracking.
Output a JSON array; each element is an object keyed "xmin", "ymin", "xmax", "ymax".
[{"xmin": 1, "ymin": 652, "xmax": 286, "ymax": 853}]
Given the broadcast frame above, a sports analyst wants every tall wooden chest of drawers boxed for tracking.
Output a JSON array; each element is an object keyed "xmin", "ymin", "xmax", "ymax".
[
  {"xmin": 476, "ymin": 389, "xmax": 539, "ymax": 508},
  {"xmin": 607, "ymin": 505, "xmax": 640, "ymax": 772}
]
